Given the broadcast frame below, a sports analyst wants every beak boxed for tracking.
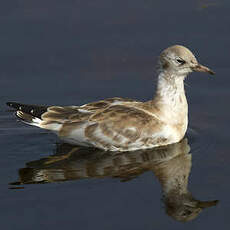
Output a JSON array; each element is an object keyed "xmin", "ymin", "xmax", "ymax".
[
  {"xmin": 192, "ymin": 64, "xmax": 215, "ymax": 75},
  {"xmin": 197, "ymin": 200, "xmax": 219, "ymax": 209}
]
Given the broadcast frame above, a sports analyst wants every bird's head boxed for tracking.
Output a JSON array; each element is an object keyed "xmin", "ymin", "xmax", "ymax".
[{"xmin": 159, "ymin": 45, "xmax": 214, "ymax": 78}]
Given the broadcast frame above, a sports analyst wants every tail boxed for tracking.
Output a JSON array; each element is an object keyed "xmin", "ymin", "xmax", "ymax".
[{"xmin": 6, "ymin": 102, "xmax": 49, "ymax": 127}]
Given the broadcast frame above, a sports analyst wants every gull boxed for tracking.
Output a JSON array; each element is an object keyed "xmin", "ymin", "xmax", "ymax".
[{"xmin": 7, "ymin": 45, "xmax": 214, "ymax": 151}]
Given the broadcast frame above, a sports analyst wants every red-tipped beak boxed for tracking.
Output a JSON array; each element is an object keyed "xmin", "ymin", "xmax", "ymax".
[{"xmin": 192, "ymin": 64, "xmax": 215, "ymax": 75}]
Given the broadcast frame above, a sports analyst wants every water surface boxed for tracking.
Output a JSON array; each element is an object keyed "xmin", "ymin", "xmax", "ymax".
[{"xmin": 0, "ymin": 0, "xmax": 230, "ymax": 229}]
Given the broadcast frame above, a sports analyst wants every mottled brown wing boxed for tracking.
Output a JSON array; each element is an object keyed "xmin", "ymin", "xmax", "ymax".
[
  {"xmin": 84, "ymin": 104, "xmax": 163, "ymax": 150},
  {"xmin": 81, "ymin": 97, "xmax": 136, "ymax": 112},
  {"xmin": 41, "ymin": 97, "xmax": 137, "ymax": 124},
  {"xmin": 41, "ymin": 106, "xmax": 92, "ymax": 124}
]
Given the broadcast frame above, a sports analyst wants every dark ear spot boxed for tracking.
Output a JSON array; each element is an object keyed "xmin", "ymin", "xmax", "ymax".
[{"xmin": 162, "ymin": 61, "xmax": 169, "ymax": 69}]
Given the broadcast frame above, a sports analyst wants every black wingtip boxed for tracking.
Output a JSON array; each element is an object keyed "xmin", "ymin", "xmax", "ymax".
[
  {"xmin": 6, "ymin": 102, "xmax": 49, "ymax": 119},
  {"xmin": 6, "ymin": 101, "xmax": 13, "ymax": 106},
  {"xmin": 6, "ymin": 102, "xmax": 19, "ymax": 109}
]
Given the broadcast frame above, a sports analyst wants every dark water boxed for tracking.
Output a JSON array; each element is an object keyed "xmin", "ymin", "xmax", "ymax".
[{"xmin": 1, "ymin": 0, "xmax": 230, "ymax": 229}]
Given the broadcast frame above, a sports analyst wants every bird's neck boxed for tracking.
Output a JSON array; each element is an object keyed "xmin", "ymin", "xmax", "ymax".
[
  {"xmin": 155, "ymin": 71, "xmax": 186, "ymax": 104},
  {"xmin": 150, "ymin": 71, "xmax": 188, "ymax": 121}
]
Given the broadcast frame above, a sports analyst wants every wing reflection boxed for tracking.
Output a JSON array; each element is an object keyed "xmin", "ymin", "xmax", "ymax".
[{"xmin": 10, "ymin": 138, "xmax": 218, "ymax": 222}]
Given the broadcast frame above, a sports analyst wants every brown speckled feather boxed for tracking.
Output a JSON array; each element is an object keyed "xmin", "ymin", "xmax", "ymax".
[{"xmin": 38, "ymin": 98, "xmax": 167, "ymax": 151}]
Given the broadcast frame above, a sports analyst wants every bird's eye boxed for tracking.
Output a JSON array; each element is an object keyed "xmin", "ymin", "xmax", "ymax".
[{"xmin": 176, "ymin": 59, "xmax": 186, "ymax": 65}]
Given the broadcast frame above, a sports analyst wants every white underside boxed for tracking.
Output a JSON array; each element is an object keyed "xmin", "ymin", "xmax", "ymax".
[{"xmin": 58, "ymin": 124, "xmax": 179, "ymax": 151}]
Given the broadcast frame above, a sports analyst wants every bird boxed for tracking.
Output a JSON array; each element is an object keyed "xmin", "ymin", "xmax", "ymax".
[{"xmin": 7, "ymin": 45, "xmax": 214, "ymax": 151}]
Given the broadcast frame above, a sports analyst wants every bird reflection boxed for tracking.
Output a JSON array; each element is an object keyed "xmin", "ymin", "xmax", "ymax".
[{"xmin": 10, "ymin": 138, "xmax": 218, "ymax": 222}]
